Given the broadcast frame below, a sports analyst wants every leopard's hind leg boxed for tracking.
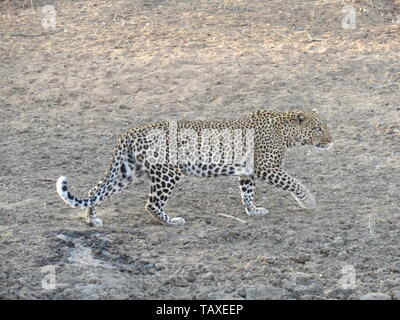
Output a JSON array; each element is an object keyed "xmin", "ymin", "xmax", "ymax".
[
  {"xmin": 84, "ymin": 152, "xmax": 137, "ymax": 226},
  {"xmin": 239, "ymin": 175, "xmax": 268, "ymax": 216},
  {"xmin": 86, "ymin": 186, "xmax": 103, "ymax": 227},
  {"xmin": 145, "ymin": 164, "xmax": 184, "ymax": 226}
]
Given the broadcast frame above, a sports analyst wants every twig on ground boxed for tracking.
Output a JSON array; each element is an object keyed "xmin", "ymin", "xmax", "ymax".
[
  {"xmin": 142, "ymin": 16, "xmax": 154, "ymax": 26},
  {"xmin": 307, "ymin": 34, "xmax": 327, "ymax": 42},
  {"xmin": 218, "ymin": 213, "xmax": 247, "ymax": 224}
]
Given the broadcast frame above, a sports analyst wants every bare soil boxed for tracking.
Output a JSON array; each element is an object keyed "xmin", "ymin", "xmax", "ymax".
[{"xmin": 0, "ymin": 0, "xmax": 399, "ymax": 300}]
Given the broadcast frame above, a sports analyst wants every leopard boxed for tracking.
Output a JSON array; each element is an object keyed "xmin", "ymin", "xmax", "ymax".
[{"xmin": 56, "ymin": 109, "xmax": 332, "ymax": 227}]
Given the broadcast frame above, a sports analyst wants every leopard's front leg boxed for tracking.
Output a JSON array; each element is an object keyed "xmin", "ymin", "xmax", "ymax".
[
  {"xmin": 85, "ymin": 185, "xmax": 103, "ymax": 227},
  {"xmin": 256, "ymin": 166, "xmax": 317, "ymax": 209},
  {"xmin": 238, "ymin": 175, "xmax": 268, "ymax": 216},
  {"xmin": 145, "ymin": 164, "xmax": 185, "ymax": 226}
]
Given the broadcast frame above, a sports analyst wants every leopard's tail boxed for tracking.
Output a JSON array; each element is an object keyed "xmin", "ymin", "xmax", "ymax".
[
  {"xmin": 57, "ymin": 139, "xmax": 134, "ymax": 209},
  {"xmin": 56, "ymin": 176, "xmax": 100, "ymax": 208}
]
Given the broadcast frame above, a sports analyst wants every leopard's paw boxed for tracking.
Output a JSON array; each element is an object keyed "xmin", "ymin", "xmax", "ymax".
[
  {"xmin": 88, "ymin": 217, "xmax": 103, "ymax": 227},
  {"xmin": 246, "ymin": 207, "xmax": 269, "ymax": 216},
  {"xmin": 170, "ymin": 217, "xmax": 185, "ymax": 226},
  {"xmin": 294, "ymin": 192, "xmax": 317, "ymax": 210}
]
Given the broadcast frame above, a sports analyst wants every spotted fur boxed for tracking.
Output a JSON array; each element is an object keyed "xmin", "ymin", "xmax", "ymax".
[{"xmin": 56, "ymin": 110, "xmax": 332, "ymax": 227}]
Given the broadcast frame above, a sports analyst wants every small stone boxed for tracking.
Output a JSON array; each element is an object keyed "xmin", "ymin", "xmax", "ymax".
[
  {"xmin": 203, "ymin": 272, "xmax": 215, "ymax": 281},
  {"xmin": 141, "ymin": 252, "xmax": 151, "ymax": 258},
  {"xmin": 224, "ymin": 284, "xmax": 235, "ymax": 294},
  {"xmin": 326, "ymin": 288, "xmax": 353, "ymax": 299},
  {"xmin": 237, "ymin": 288, "xmax": 246, "ymax": 298},
  {"xmin": 293, "ymin": 285, "xmax": 309, "ymax": 293},
  {"xmin": 154, "ymin": 263, "xmax": 163, "ymax": 271},
  {"xmin": 391, "ymin": 290, "xmax": 400, "ymax": 300},
  {"xmin": 331, "ymin": 237, "xmax": 345, "ymax": 246},
  {"xmin": 291, "ymin": 254, "xmax": 311, "ymax": 264},
  {"xmin": 319, "ymin": 247, "xmax": 330, "ymax": 255},
  {"xmin": 150, "ymin": 251, "xmax": 159, "ymax": 258},
  {"xmin": 388, "ymin": 263, "xmax": 400, "ymax": 273},
  {"xmin": 246, "ymin": 284, "xmax": 286, "ymax": 300},
  {"xmin": 197, "ymin": 230, "xmax": 207, "ymax": 239},
  {"xmin": 163, "ymin": 276, "xmax": 189, "ymax": 287},
  {"xmin": 359, "ymin": 293, "xmax": 391, "ymax": 300}
]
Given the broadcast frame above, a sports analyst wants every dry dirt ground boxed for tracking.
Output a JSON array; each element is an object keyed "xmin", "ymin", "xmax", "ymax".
[{"xmin": 0, "ymin": 0, "xmax": 399, "ymax": 300}]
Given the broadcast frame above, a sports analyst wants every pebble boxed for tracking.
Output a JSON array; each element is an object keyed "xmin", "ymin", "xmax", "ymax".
[
  {"xmin": 331, "ymin": 237, "xmax": 345, "ymax": 246},
  {"xmin": 359, "ymin": 293, "xmax": 392, "ymax": 300},
  {"xmin": 237, "ymin": 288, "xmax": 246, "ymax": 298},
  {"xmin": 245, "ymin": 284, "xmax": 286, "ymax": 300},
  {"xmin": 141, "ymin": 252, "xmax": 151, "ymax": 258},
  {"xmin": 292, "ymin": 254, "xmax": 311, "ymax": 264},
  {"xmin": 203, "ymin": 272, "xmax": 215, "ymax": 281},
  {"xmin": 293, "ymin": 285, "xmax": 309, "ymax": 293},
  {"xmin": 163, "ymin": 276, "xmax": 189, "ymax": 287},
  {"xmin": 326, "ymin": 288, "xmax": 353, "ymax": 300},
  {"xmin": 150, "ymin": 251, "xmax": 159, "ymax": 258},
  {"xmin": 154, "ymin": 263, "xmax": 163, "ymax": 271},
  {"xmin": 392, "ymin": 290, "xmax": 400, "ymax": 300}
]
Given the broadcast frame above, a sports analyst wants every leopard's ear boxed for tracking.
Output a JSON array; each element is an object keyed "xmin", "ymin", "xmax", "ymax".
[{"xmin": 296, "ymin": 112, "xmax": 306, "ymax": 124}]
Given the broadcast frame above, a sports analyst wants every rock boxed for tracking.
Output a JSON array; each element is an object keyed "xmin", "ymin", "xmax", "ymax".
[
  {"xmin": 388, "ymin": 263, "xmax": 400, "ymax": 273},
  {"xmin": 293, "ymin": 285, "xmax": 309, "ymax": 293},
  {"xmin": 359, "ymin": 293, "xmax": 391, "ymax": 300},
  {"xmin": 291, "ymin": 254, "xmax": 311, "ymax": 264},
  {"xmin": 150, "ymin": 251, "xmax": 159, "ymax": 258},
  {"xmin": 224, "ymin": 284, "xmax": 235, "ymax": 294},
  {"xmin": 192, "ymin": 285, "xmax": 215, "ymax": 300},
  {"xmin": 292, "ymin": 274, "xmax": 314, "ymax": 286},
  {"xmin": 286, "ymin": 283, "xmax": 324, "ymax": 299},
  {"xmin": 246, "ymin": 284, "xmax": 286, "ymax": 300},
  {"xmin": 326, "ymin": 288, "xmax": 353, "ymax": 300},
  {"xmin": 185, "ymin": 273, "xmax": 196, "ymax": 283},
  {"xmin": 203, "ymin": 272, "xmax": 215, "ymax": 281},
  {"xmin": 197, "ymin": 230, "xmax": 207, "ymax": 239},
  {"xmin": 391, "ymin": 290, "xmax": 400, "ymax": 300},
  {"xmin": 299, "ymin": 294, "xmax": 324, "ymax": 300},
  {"xmin": 163, "ymin": 276, "xmax": 189, "ymax": 287},
  {"xmin": 154, "ymin": 263, "xmax": 164, "ymax": 271},
  {"xmin": 141, "ymin": 252, "xmax": 151, "ymax": 258},
  {"xmin": 237, "ymin": 287, "xmax": 246, "ymax": 298},
  {"xmin": 331, "ymin": 237, "xmax": 345, "ymax": 247}
]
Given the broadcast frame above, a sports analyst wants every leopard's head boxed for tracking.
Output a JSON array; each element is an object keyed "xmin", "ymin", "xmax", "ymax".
[{"xmin": 292, "ymin": 110, "xmax": 332, "ymax": 150}]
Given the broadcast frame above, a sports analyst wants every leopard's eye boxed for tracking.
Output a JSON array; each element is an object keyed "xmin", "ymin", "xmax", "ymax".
[{"xmin": 314, "ymin": 127, "xmax": 323, "ymax": 132}]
